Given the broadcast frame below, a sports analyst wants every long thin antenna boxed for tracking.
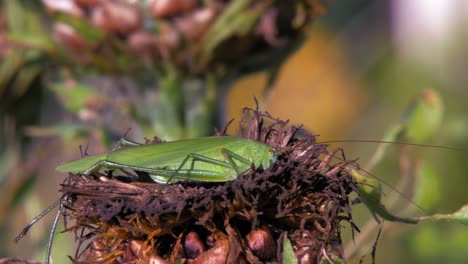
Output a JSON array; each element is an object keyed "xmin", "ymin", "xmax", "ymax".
[
  {"xmin": 316, "ymin": 148, "xmax": 426, "ymax": 213},
  {"xmin": 317, "ymin": 139, "xmax": 466, "ymax": 152}
]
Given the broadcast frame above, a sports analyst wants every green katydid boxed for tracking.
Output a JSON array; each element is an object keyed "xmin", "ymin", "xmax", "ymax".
[
  {"xmin": 23, "ymin": 136, "xmax": 275, "ymax": 263},
  {"xmin": 56, "ymin": 136, "xmax": 277, "ymax": 183}
]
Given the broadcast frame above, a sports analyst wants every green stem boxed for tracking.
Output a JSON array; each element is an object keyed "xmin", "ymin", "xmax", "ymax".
[
  {"xmin": 155, "ymin": 70, "xmax": 185, "ymax": 140},
  {"xmin": 185, "ymin": 73, "xmax": 218, "ymax": 138}
]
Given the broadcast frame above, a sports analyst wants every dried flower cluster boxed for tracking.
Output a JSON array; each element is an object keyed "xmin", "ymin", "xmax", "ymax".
[
  {"xmin": 42, "ymin": 0, "xmax": 327, "ymax": 74},
  {"xmin": 60, "ymin": 108, "xmax": 358, "ymax": 263}
]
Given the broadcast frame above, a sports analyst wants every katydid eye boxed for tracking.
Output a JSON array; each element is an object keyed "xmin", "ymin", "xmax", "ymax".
[{"xmin": 269, "ymin": 148, "xmax": 277, "ymax": 163}]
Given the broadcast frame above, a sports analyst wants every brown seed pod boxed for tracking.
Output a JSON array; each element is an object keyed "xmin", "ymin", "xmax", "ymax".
[
  {"xmin": 175, "ymin": 8, "xmax": 217, "ymax": 42},
  {"xmin": 86, "ymin": 237, "xmax": 108, "ymax": 260},
  {"xmin": 183, "ymin": 231, "xmax": 205, "ymax": 259},
  {"xmin": 129, "ymin": 239, "xmax": 144, "ymax": 256},
  {"xmin": 42, "ymin": 0, "xmax": 84, "ymax": 17},
  {"xmin": 246, "ymin": 226, "xmax": 276, "ymax": 261},
  {"xmin": 148, "ymin": 253, "xmax": 169, "ymax": 264},
  {"xmin": 128, "ymin": 30, "xmax": 160, "ymax": 58},
  {"xmin": 53, "ymin": 23, "xmax": 90, "ymax": 53},
  {"xmin": 91, "ymin": 1, "xmax": 141, "ymax": 34},
  {"xmin": 154, "ymin": 25, "xmax": 181, "ymax": 59},
  {"xmin": 193, "ymin": 232, "xmax": 229, "ymax": 264},
  {"xmin": 150, "ymin": 0, "xmax": 198, "ymax": 18},
  {"xmin": 73, "ymin": 0, "xmax": 102, "ymax": 8}
]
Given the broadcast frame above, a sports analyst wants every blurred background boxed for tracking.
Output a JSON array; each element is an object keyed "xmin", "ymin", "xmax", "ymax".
[{"xmin": 0, "ymin": 0, "xmax": 467, "ymax": 263}]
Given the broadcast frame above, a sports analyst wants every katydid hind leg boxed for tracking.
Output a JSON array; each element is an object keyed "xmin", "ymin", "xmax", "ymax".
[
  {"xmin": 83, "ymin": 159, "xmax": 149, "ymax": 176},
  {"xmin": 166, "ymin": 153, "xmax": 233, "ymax": 183},
  {"xmin": 221, "ymin": 148, "xmax": 252, "ymax": 174},
  {"xmin": 166, "ymin": 149, "xmax": 253, "ymax": 183},
  {"xmin": 83, "ymin": 160, "xmax": 109, "ymax": 175},
  {"xmin": 82, "ymin": 159, "xmax": 224, "ymax": 183},
  {"xmin": 112, "ymin": 138, "xmax": 142, "ymax": 151}
]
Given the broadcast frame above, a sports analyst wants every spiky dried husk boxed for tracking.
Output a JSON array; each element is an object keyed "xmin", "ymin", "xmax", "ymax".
[{"xmin": 60, "ymin": 108, "xmax": 357, "ymax": 263}]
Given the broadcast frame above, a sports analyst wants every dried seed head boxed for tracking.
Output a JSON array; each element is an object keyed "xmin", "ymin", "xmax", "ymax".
[{"xmin": 60, "ymin": 108, "xmax": 356, "ymax": 263}]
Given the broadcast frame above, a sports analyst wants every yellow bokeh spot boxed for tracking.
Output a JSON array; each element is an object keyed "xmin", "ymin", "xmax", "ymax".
[{"xmin": 227, "ymin": 29, "xmax": 367, "ymax": 141}]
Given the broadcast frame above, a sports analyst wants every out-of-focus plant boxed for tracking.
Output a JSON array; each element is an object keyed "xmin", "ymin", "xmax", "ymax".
[
  {"xmin": 13, "ymin": 0, "xmax": 327, "ymax": 141},
  {"xmin": 0, "ymin": 1, "xmax": 63, "ymax": 259},
  {"xmin": 343, "ymin": 89, "xmax": 468, "ymax": 261}
]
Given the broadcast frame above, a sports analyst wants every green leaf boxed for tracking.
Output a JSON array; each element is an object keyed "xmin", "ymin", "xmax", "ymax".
[
  {"xmin": 7, "ymin": 32, "xmax": 56, "ymax": 53},
  {"xmin": 419, "ymin": 204, "xmax": 468, "ymax": 224},
  {"xmin": 51, "ymin": 84, "xmax": 101, "ymax": 113},
  {"xmin": 4, "ymin": 1, "xmax": 55, "ymax": 52},
  {"xmin": 282, "ymin": 236, "xmax": 298, "ymax": 264},
  {"xmin": 200, "ymin": 0, "xmax": 271, "ymax": 63},
  {"xmin": 351, "ymin": 169, "xmax": 418, "ymax": 224}
]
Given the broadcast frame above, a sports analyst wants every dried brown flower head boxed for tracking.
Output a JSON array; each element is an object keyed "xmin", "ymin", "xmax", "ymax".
[{"xmin": 60, "ymin": 108, "xmax": 357, "ymax": 263}]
